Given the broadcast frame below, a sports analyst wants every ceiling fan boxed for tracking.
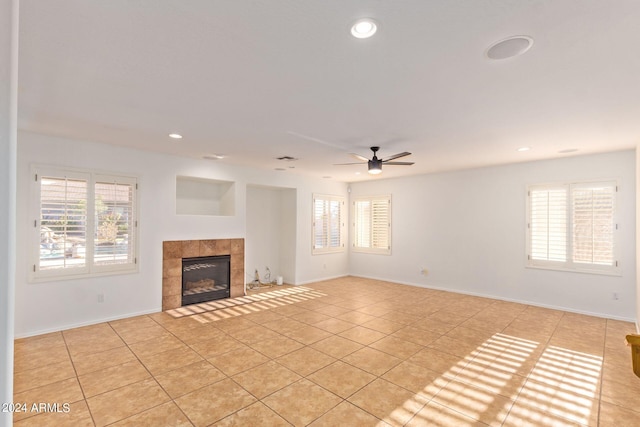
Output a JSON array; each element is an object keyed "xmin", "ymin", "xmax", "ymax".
[{"xmin": 335, "ymin": 146, "xmax": 414, "ymax": 175}]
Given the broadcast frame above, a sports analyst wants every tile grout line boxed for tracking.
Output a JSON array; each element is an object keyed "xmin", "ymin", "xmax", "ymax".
[
  {"xmin": 14, "ymin": 279, "xmax": 634, "ymax": 426},
  {"xmin": 106, "ymin": 316, "xmax": 196, "ymax": 426},
  {"xmin": 61, "ymin": 329, "xmax": 98, "ymax": 427}
]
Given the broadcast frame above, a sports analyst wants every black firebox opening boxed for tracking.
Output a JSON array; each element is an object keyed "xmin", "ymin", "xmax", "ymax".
[{"xmin": 182, "ymin": 255, "xmax": 231, "ymax": 306}]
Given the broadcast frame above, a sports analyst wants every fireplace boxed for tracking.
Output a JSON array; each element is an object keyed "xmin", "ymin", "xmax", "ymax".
[
  {"xmin": 162, "ymin": 238, "xmax": 245, "ymax": 311},
  {"xmin": 182, "ymin": 255, "xmax": 231, "ymax": 305}
]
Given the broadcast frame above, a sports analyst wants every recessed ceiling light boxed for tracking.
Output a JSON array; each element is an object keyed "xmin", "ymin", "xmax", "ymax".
[
  {"xmin": 517, "ymin": 147, "xmax": 531, "ymax": 152},
  {"xmin": 351, "ymin": 18, "xmax": 378, "ymax": 39},
  {"xmin": 275, "ymin": 168, "xmax": 286, "ymax": 171},
  {"xmin": 169, "ymin": 133, "xmax": 183, "ymax": 139},
  {"xmin": 558, "ymin": 148, "xmax": 579, "ymax": 154},
  {"xmin": 322, "ymin": 176, "xmax": 332, "ymax": 179},
  {"xmin": 486, "ymin": 36, "xmax": 534, "ymax": 60}
]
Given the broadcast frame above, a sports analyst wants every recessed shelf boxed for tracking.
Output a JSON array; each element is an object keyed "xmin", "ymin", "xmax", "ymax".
[{"xmin": 176, "ymin": 176, "xmax": 235, "ymax": 216}]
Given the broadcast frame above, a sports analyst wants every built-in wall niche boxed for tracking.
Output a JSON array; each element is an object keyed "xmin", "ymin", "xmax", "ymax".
[
  {"xmin": 246, "ymin": 185, "xmax": 297, "ymax": 285},
  {"xmin": 176, "ymin": 176, "xmax": 235, "ymax": 216}
]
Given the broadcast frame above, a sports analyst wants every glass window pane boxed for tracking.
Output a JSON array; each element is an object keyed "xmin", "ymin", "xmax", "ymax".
[{"xmin": 39, "ymin": 176, "xmax": 87, "ymax": 271}]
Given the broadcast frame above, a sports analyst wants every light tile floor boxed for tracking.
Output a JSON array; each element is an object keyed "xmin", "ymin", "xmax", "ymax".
[{"xmin": 12, "ymin": 277, "xmax": 640, "ymax": 426}]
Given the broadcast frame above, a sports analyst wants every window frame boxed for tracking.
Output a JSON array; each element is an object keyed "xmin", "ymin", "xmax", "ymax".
[
  {"xmin": 352, "ymin": 194, "xmax": 392, "ymax": 255},
  {"xmin": 526, "ymin": 180, "xmax": 619, "ymax": 275},
  {"xmin": 31, "ymin": 165, "xmax": 139, "ymax": 282},
  {"xmin": 312, "ymin": 193, "xmax": 346, "ymax": 255}
]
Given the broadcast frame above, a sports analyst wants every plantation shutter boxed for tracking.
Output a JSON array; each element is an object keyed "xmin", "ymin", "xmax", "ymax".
[
  {"xmin": 329, "ymin": 199, "xmax": 342, "ymax": 248},
  {"xmin": 354, "ymin": 200, "xmax": 371, "ymax": 248},
  {"xmin": 33, "ymin": 166, "xmax": 138, "ymax": 280},
  {"xmin": 353, "ymin": 195, "xmax": 391, "ymax": 254},
  {"xmin": 572, "ymin": 183, "xmax": 615, "ymax": 266},
  {"xmin": 529, "ymin": 186, "xmax": 567, "ymax": 262},
  {"xmin": 527, "ymin": 181, "xmax": 617, "ymax": 273},
  {"xmin": 371, "ymin": 198, "xmax": 390, "ymax": 250},
  {"xmin": 94, "ymin": 176, "xmax": 137, "ymax": 267},
  {"xmin": 313, "ymin": 194, "xmax": 344, "ymax": 253},
  {"xmin": 38, "ymin": 174, "xmax": 89, "ymax": 272},
  {"xmin": 314, "ymin": 198, "xmax": 328, "ymax": 249}
]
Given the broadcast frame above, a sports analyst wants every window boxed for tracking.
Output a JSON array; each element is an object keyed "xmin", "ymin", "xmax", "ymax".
[
  {"xmin": 312, "ymin": 194, "xmax": 345, "ymax": 254},
  {"xmin": 527, "ymin": 181, "xmax": 618, "ymax": 274},
  {"xmin": 353, "ymin": 195, "xmax": 391, "ymax": 254},
  {"xmin": 33, "ymin": 166, "xmax": 138, "ymax": 280}
]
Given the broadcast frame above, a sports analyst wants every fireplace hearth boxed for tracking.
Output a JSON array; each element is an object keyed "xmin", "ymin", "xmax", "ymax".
[{"xmin": 182, "ymin": 255, "xmax": 230, "ymax": 305}]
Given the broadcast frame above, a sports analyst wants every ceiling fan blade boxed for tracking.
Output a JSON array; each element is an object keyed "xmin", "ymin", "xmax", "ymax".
[
  {"xmin": 350, "ymin": 153, "xmax": 370, "ymax": 162},
  {"xmin": 382, "ymin": 151, "xmax": 412, "ymax": 161},
  {"xmin": 334, "ymin": 162, "xmax": 366, "ymax": 165},
  {"xmin": 384, "ymin": 161, "xmax": 415, "ymax": 166}
]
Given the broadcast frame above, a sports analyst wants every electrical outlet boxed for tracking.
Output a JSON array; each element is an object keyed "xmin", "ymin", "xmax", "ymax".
[
  {"xmin": 421, "ymin": 268, "xmax": 429, "ymax": 276},
  {"xmin": 97, "ymin": 293, "xmax": 105, "ymax": 303}
]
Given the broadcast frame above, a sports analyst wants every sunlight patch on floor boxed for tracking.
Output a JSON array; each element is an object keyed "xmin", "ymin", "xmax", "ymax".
[
  {"xmin": 165, "ymin": 286, "xmax": 327, "ymax": 320},
  {"xmin": 389, "ymin": 333, "xmax": 603, "ymax": 426},
  {"xmin": 508, "ymin": 345, "xmax": 603, "ymax": 426}
]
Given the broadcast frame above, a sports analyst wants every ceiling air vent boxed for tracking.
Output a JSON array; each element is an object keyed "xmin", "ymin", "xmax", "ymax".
[{"xmin": 277, "ymin": 156, "xmax": 298, "ymax": 161}]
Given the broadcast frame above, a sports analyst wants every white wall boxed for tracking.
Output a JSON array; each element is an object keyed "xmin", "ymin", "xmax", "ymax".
[
  {"xmin": 246, "ymin": 185, "xmax": 296, "ymax": 283},
  {"xmin": 279, "ymin": 189, "xmax": 297, "ymax": 283},
  {"xmin": 1, "ymin": 0, "xmax": 17, "ymax": 424},
  {"xmin": 18, "ymin": 131, "xmax": 633, "ymax": 337},
  {"xmin": 350, "ymin": 150, "xmax": 636, "ymax": 321},
  {"xmin": 244, "ymin": 184, "xmax": 347, "ymax": 286},
  {"xmin": 16, "ymin": 131, "xmax": 349, "ymax": 337},
  {"xmin": 175, "ymin": 177, "xmax": 234, "ymax": 216}
]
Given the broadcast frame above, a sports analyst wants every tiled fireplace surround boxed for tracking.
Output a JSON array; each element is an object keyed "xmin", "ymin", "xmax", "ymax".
[{"xmin": 162, "ymin": 238, "xmax": 245, "ymax": 311}]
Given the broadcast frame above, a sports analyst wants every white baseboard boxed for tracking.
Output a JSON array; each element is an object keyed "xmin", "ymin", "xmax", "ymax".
[
  {"xmin": 350, "ymin": 274, "xmax": 637, "ymax": 323},
  {"xmin": 16, "ymin": 276, "xmax": 638, "ymax": 337},
  {"xmin": 14, "ymin": 308, "xmax": 160, "ymax": 339},
  {"xmin": 294, "ymin": 274, "xmax": 349, "ymax": 286}
]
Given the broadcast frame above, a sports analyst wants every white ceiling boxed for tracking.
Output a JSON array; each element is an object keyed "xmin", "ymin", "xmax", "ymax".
[{"xmin": 17, "ymin": 0, "xmax": 640, "ymax": 182}]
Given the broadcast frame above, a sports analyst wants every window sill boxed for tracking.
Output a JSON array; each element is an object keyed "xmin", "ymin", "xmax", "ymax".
[
  {"xmin": 29, "ymin": 266, "xmax": 139, "ymax": 283},
  {"xmin": 312, "ymin": 248, "xmax": 345, "ymax": 255},
  {"xmin": 525, "ymin": 264, "xmax": 621, "ymax": 277},
  {"xmin": 352, "ymin": 248, "xmax": 392, "ymax": 255}
]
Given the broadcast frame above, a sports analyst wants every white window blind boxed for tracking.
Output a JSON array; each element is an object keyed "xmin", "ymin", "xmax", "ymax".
[
  {"xmin": 572, "ymin": 184, "xmax": 615, "ymax": 266},
  {"xmin": 94, "ymin": 176, "xmax": 137, "ymax": 268},
  {"xmin": 39, "ymin": 173, "xmax": 89, "ymax": 273},
  {"xmin": 313, "ymin": 194, "xmax": 345, "ymax": 254},
  {"xmin": 529, "ymin": 186, "xmax": 567, "ymax": 263},
  {"xmin": 527, "ymin": 181, "xmax": 617, "ymax": 274},
  {"xmin": 353, "ymin": 195, "xmax": 391, "ymax": 254},
  {"xmin": 33, "ymin": 166, "xmax": 138, "ymax": 281}
]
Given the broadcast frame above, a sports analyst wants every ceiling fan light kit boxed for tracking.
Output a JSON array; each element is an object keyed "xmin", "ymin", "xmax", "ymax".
[
  {"xmin": 368, "ymin": 160, "xmax": 382, "ymax": 174},
  {"xmin": 336, "ymin": 146, "xmax": 414, "ymax": 175}
]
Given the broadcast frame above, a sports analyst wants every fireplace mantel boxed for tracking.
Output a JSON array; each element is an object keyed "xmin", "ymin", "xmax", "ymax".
[{"xmin": 162, "ymin": 238, "xmax": 245, "ymax": 310}]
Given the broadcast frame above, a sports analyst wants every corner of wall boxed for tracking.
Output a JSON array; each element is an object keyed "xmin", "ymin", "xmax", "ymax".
[
  {"xmin": 1, "ymin": 0, "xmax": 19, "ymax": 424},
  {"xmin": 636, "ymin": 146, "xmax": 640, "ymax": 331}
]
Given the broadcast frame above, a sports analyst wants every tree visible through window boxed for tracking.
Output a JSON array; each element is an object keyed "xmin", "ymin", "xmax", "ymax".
[
  {"xmin": 34, "ymin": 167, "xmax": 138, "ymax": 280},
  {"xmin": 527, "ymin": 181, "xmax": 617, "ymax": 273}
]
